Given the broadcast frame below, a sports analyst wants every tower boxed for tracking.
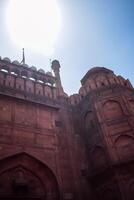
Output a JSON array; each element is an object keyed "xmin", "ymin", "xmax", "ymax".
[
  {"xmin": 51, "ymin": 60, "xmax": 64, "ymax": 96},
  {"xmin": 70, "ymin": 66, "xmax": 134, "ymax": 200}
]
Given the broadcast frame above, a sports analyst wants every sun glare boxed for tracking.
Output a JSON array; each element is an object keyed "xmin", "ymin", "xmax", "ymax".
[{"xmin": 6, "ymin": 0, "xmax": 61, "ymax": 56}]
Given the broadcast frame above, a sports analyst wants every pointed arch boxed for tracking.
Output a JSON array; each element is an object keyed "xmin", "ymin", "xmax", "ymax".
[{"xmin": 0, "ymin": 152, "xmax": 60, "ymax": 200}]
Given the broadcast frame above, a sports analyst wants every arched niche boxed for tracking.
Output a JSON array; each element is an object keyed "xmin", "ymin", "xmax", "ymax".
[
  {"xmin": 115, "ymin": 135, "xmax": 134, "ymax": 147},
  {"xmin": 103, "ymin": 100, "xmax": 123, "ymax": 120},
  {"xmin": 25, "ymin": 80, "xmax": 34, "ymax": 94},
  {"xmin": 0, "ymin": 152, "xmax": 60, "ymax": 200}
]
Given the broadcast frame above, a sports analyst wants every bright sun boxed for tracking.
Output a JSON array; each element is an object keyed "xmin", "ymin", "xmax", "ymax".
[{"xmin": 6, "ymin": 0, "xmax": 61, "ymax": 56}]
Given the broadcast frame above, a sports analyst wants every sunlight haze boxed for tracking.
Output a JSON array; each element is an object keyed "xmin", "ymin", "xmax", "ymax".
[{"xmin": 6, "ymin": 0, "xmax": 61, "ymax": 56}]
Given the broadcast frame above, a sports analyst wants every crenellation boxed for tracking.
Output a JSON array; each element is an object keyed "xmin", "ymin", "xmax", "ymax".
[
  {"xmin": 69, "ymin": 67, "xmax": 134, "ymax": 106},
  {"xmin": 16, "ymin": 77, "xmax": 25, "ymax": 91},
  {"xmin": 25, "ymin": 79, "xmax": 34, "ymax": 93},
  {"xmin": 44, "ymin": 85, "xmax": 53, "ymax": 98},
  {"xmin": 35, "ymin": 82, "xmax": 44, "ymax": 96},
  {"xmin": 0, "ymin": 70, "xmax": 58, "ymax": 103},
  {"xmin": 5, "ymin": 74, "xmax": 15, "ymax": 88},
  {"xmin": 0, "ymin": 59, "xmax": 56, "ymax": 86},
  {"xmin": 0, "ymin": 59, "xmax": 61, "ymax": 104}
]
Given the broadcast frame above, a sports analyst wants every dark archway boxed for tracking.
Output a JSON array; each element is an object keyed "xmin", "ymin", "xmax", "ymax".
[{"xmin": 0, "ymin": 152, "xmax": 60, "ymax": 200}]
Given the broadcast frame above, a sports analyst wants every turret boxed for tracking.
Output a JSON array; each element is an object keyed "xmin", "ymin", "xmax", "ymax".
[{"xmin": 51, "ymin": 60, "xmax": 64, "ymax": 96}]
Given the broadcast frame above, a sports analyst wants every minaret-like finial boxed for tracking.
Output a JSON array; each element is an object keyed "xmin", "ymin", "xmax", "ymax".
[
  {"xmin": 20, "ymin": 48, "xmax": 25, "ymax": 64},
  {"xmin": 51, "ymin": 60, "xmax": 63, "ymax": 96}
]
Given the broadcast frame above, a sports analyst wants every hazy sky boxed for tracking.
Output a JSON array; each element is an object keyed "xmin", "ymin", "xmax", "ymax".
[{"xmin": 0, "ymin": 0, "xmax": 134, "ymax": 95}]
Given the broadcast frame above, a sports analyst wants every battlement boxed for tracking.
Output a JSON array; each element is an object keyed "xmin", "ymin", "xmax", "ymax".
[
  {"xmin": 0, "ymin": 57, "xmax": 55, "ymax": 84},
  {"xmin": 0, "ymin": 57, "xmax": 60, "ymax": 107},
  {"xmin": 69, "ymin": 67, "xmax": 133, "ymax": 106}
]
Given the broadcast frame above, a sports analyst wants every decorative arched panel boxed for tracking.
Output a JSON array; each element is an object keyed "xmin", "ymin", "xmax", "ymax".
[
  {"xmin": 35, "ymin": 83, "xmax": 43, "ymax": 96},
  {"xmin": 16, "ymin": 77, "xmax": 25, "ymax": 91},
  {"xmin": 26, "ymin": 80, "xmax": 34, "ymax": 94},
  {"xmin": 115, "ymin": 135, "xmax": 134, "ymax": 147},
  {"xmin": 44, "ymin": 85, "xmax": 52, "ymax": 99},
  {"xmin": 0, "ymin": 153, "xmax": 60, "ymax": 200},
  {"xmin": 0, "ymin": 167, "xmax": 46, "ymax": 198},
  {"xmin": 103, "ymin": 100, "xmax": 123, "ymax": 120},
  {"xmin": 114, "ymin": 135, "xmax": 134, "ymax": 158},
  {"xmin": 5, "ymin": 75, "xmax": 15, "ymax": 88}
]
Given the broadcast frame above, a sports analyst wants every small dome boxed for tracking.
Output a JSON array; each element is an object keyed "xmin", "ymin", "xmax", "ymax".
[
  {"xmin": 12, "ymin": 60, "xmax": 20, "ymax": 65},
  {"xmin": 52, "ymin": 60, "xmax": 60, "ymax": 65},
  {"xmin": 51, "ymin": 60, "xmax": 61, "ymax": 70},
  {"xmin": 30, "ymin": 66, "xmax": 37, "ymax": 71},
  {"xmin": 88, "ymin": 67, "xmax": 112, "ymax": 74},
  {"xmin": 81, "ymin": 66, "xmax": 113, "ymax": 85},
  {"xmin": 38, "ymin": 69, "xmax": 45, "ymax": 73},
  {"xmin": 3, "ymin": 57, "xmax": 11, "ymax": 63},
  {"xmin": 46, "ymin": 71, "xmax": 52, "ymax": 76},
  {"xmin": 22, "ymin": 63, "xmax": 29, "ymax": 68}
]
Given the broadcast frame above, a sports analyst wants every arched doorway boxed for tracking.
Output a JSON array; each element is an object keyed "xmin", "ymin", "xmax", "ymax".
[{"xmin": 0, "ymin": 153, "xmax": 60, "ymax": 200}]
